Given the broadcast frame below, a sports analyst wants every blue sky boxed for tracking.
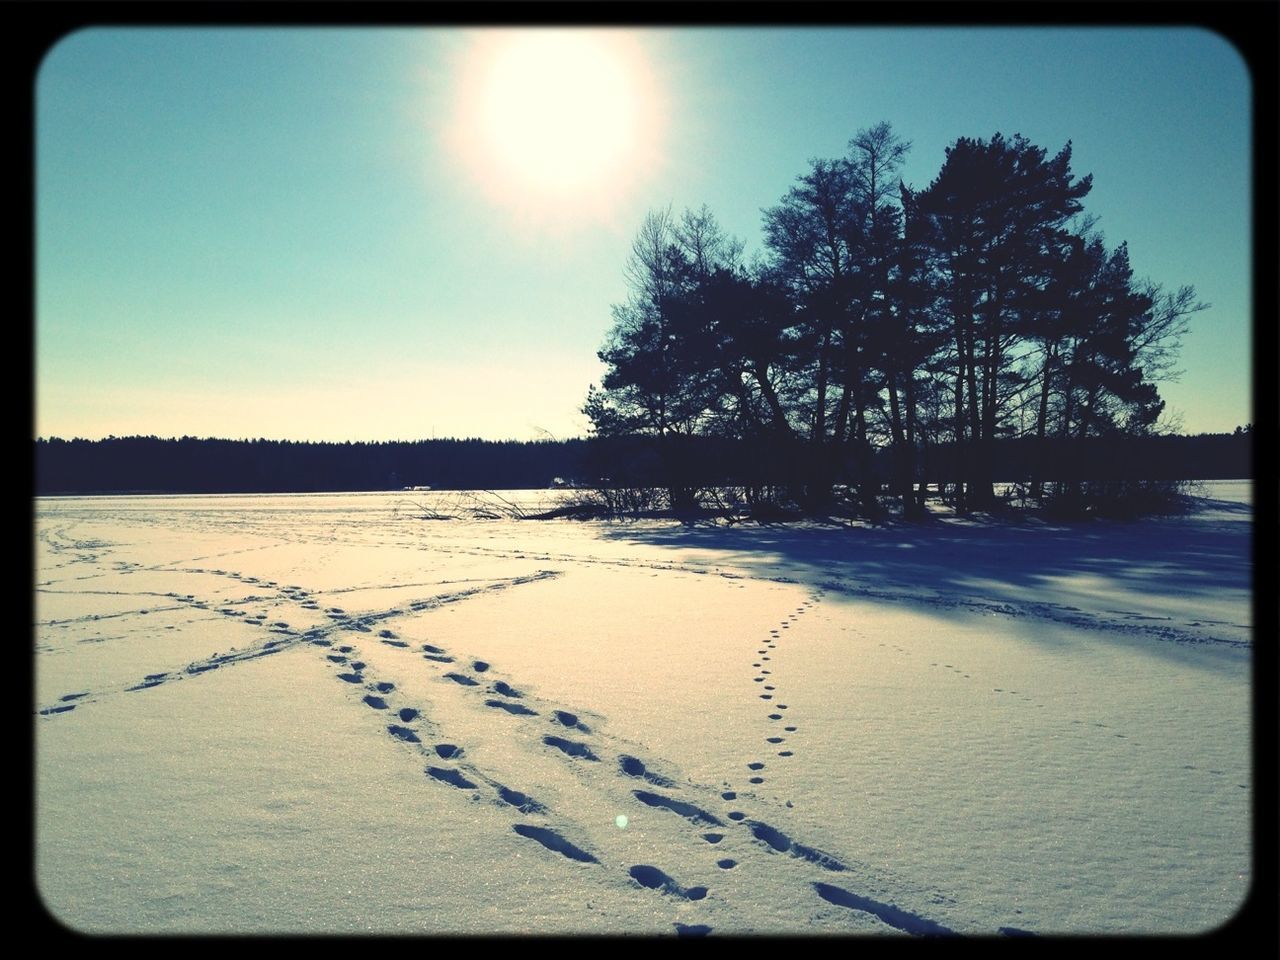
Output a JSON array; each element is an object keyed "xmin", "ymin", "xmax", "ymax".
[{"xmin": 35, "ymin": 26, "xmax": 1252, "ymax": 441}]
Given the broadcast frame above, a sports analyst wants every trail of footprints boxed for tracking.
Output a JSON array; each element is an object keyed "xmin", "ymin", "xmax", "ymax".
[
  {"xmin": 733, "ymin": 589, "xmax": 826, "ymax": 792},
  {"xmin": 37, "ymin": 563, "xmax": 990, "ymax": 936}
]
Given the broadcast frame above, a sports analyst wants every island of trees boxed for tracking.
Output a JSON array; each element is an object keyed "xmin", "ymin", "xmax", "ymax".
[{"xmin": 582, "ymin": 125, "xmax": 1234, "ymax": 518}]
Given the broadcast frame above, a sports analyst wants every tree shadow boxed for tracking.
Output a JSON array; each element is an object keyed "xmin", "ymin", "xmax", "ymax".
[{"xmin": 595, "ymin": 499, "xmax": 1252, "ymax": 659}]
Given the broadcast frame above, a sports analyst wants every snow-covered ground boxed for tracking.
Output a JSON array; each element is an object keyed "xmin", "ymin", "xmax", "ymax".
[{"xmin": 34, "ymin": 482, "xmax": 1253, "ymax": 935}]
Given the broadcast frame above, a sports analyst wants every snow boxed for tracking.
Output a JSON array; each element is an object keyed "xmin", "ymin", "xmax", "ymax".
[{"xmin": 34, "ymin": 481, "xmax": 1253, "ymax": 935}]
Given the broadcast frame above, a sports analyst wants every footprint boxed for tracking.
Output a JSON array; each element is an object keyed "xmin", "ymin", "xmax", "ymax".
[
  {"xmin": 362, "ymin": 695, "xmax": 387, "ymax": 710},
  {"xmin": 632, "ymin": 790, "xmax": 722, "ymax": 826},
  {"xmin": 422, "ymin": 644, "xmax": 445, "ymax": 654},
  {"xmin": 721, "ymin": 791, "xmax": 736, "ymax": 800},
  {"xmin": 513, "ymin": 824, "xmax": 598, "ymax": 864},
  {"xmin": 486, "ymin": 697, "xmax": 538, "ymax": 716},
  {"xmin": 702, "ymin": 833, "xmax": 724, "ymax": 844},
  {"xmin": 473, "ymin": 661, "xmax": 490, "ymax": 672},
  {"xmin": 424, "ymin": 654, "xmax": 455, "ymax": 663},
  {"xmin": 496, "ymin": 785, "xmax": 546, "ymax": 814},
  {"xmin": 398, "ymin": 707, "xmax": 419, "ymax": 722},
  {"xmin": 629, "ymin": 865, "xmax": 707, "ymax": 901},
  {"xmin": 427, "ymin": 766, "xmax": 476, "ymax": 789},
  {"xmin": 492, "ymin": 680, "xmax": 523, "ymax": 699},
  {"xmin": 813, "ymin": 883, "xmax": 954, "ymax": 937},
  {"xmin": 444, "ymin": 673, "xmax": 478, "ymax": 686},
  {"xmin": 381, "ymin": 639, "xmax": 409, "ymax": 648},
  {"xmin": 434, "ymin": 744, "xmax": 463, "ymax": 759},
  {"xmin": 747, "ymin": 821, "xmax": 845, "ymax": 872},
  {"xmin": 543, "ymin": 736, "xmax": 598, "ymax": 761},
  {"xmin": 372, "ymin": 681, "xmax": 394, "ymax": 693},
  {"xmin": 618, "ymin": 755, "xmax": 675, "ymax": 787},
  {"xmin": 336, "ymin": 673, "xmax": 363, "ymax": 684},
  {"xmin": 552, "ymin": 710, "xmax": 590, "ymax": 732},
  {"xmin": 673, "ymin": 924, "xmax": 712, "ymax": 937},
  {"xmin": 748, "ymin": 762, "xmax": 765, "ymax": 770},
  {"xmin": 717, "ymin": 859, "xmax": 736, "ymax": 870},
  {"xmin": 388, "ymin": 725, "xmax": 420, "ymax": 743}
]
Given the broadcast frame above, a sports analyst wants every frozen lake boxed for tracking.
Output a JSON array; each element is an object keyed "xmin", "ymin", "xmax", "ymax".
[{"xmin": 35, "ymin": 482, "xmax": 1253, "ymax": 935}]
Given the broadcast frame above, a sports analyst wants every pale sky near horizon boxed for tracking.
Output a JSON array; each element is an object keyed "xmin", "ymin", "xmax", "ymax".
[{"xmin": 35, "ymin": 25, "xmax": 1253, "ymax": 442}]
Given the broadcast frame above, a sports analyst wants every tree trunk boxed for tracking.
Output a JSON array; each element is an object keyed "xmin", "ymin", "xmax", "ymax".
[{"xmin": 1029, "ymin": 343, "xmax": 1056, "ymax": 498}]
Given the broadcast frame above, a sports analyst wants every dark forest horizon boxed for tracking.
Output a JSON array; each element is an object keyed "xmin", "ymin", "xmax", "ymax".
[{"xmin": 34, "ymin": 429, "xmax": 1252, "ymax": 498}]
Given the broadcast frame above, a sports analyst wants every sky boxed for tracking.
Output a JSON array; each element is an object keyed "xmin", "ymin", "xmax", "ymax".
[{"xmin": 35, "ymin": 25, "xmax": 1253, "ymax": 442}]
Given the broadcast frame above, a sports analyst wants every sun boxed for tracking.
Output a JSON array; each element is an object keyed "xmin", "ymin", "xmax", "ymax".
[{"xmin": 449, "ymin": 29, "xmax": 662, "ymax": 221}]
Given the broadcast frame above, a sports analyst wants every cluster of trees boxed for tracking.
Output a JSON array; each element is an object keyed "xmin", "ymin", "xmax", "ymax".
[{"xmin": 585, "ymin": 124, "xmax": 1206, "ymax": 516}]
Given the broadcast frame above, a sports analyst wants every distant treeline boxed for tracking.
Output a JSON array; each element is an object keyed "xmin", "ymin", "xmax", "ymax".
[
  {"xmin": 34, "ymin": 437, "xmax": 587, "ymax": 495},
  {"xmin": 34, "ymin": 432, "xmax": 1250, "ymax": 496}
]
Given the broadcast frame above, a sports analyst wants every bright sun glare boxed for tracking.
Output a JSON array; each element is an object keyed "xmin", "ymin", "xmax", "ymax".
[{"xmin": 452, "ymin": 29, "xmax": 661, "ymax": 222}]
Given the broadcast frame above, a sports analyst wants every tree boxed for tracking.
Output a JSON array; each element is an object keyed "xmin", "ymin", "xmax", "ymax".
[
  {"xmin": 585, "ymin": 206, "xmax": 742, "ymax": 511},
  {"xmin": 916, "ymin": 133, "xmax": 1093, "ymax": 510},
  {"xmin": 1054, "ymin": 239, "xmax": 1204, "ymax": 441}
]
